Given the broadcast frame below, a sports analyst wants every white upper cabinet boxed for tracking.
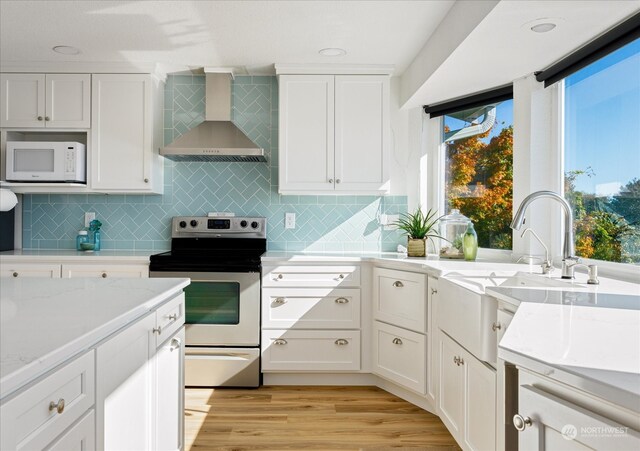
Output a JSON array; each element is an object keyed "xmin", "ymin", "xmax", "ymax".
[
  {"xmin": 279, "ymin": 75, "xmax": 334, "ymax": 192},
  {"xmin": 278, "ymin": 74, "xmax": 389, "ymax": 195},
  {"xmin": 0, "ymin": 73, "xmax": 90, "ymax": 128},
  {"xmin": 91, "ymin": 74, "xmax": 163, "ymax": 193},
  {"xmin": 334, "ymin": 75, "xmax": 389, "ymax": 192}
]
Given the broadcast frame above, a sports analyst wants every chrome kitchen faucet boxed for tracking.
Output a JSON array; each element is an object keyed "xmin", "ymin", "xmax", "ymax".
[{"xmin": 511, "ymin": 190, "xmax": 579, "ymax": 279}]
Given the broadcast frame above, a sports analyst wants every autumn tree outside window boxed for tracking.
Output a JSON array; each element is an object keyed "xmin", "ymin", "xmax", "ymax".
[{"xmin": 442, "ymin": 99, "xmax": 514, "ymax": 250}]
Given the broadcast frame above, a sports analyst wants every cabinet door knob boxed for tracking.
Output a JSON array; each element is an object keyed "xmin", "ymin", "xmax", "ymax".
[
  {"xmin": 45, "ymin": 116, "xmax": 50, "ymax": 121},
  {"xmin": 152, "ymin": 326, "xmax": 162, "ymax": 335},
  {"xmin": 328, "ymin": 179, "xmax": 333, "ymax": 184},
  {"xmin": 144, "ymin": 178, "xmax": 149, "ymax": 183},
  {"xmin": 101, "ymin": 272, "xmax": 107, "ymax": 278},
  {"xmin": 12, "ymin": 272, "xmax": 18, "ymax": 277},
  {"xmin": 49, "ymin": 398, "xmax": 65, "ymax": 414},
  {"xmin": 37, "ymin": 116, "xmax": 43, "ymax": 121},
  {"xmin": 275, "ymin": 274, "xmax": 283, "ymax": 280},
  {"xmin": 336, "ymin": 179, "xmax": 341, "ymax": 184},
  {"xmin": 335, "ymin": 339, "xmax": 349, "ymax": 346},
  {"xmin": 392, "ymin": 281, "xmax": 404, "ymax": 288},
  {"xmin": 492, "ymin": 322, "xmax": 502, "ymax": 332},
  {"xmin": 338, "ymin": 274, "xmax": 345, "ymax": 279},
  {"xmin": 453, "ymin": 356, "xmax": 459, "ymax": 365},
  {"xmin": 513, "ymin": 414, "xmax": 533, "ymax": 431},
  {"xmin": 431, "ymin": 288, "xmax": 437, "ymax": 295},
  {"xmin": 170, "ymin": 337, "xmax": 182, "ymax": 351},
  {"xmin": 392, "ymin": 337, "xmax": 403, "ymax": 345},
  {"xmin": 273, "ymin": 297, "xmax": 286, "ymax": 305},
  {"xmin": 334, "ymin": 297, "xmax": 349, "ymax": 304},
  {"xmin": 274, "ymin": 339, "xmax": 287, "ymax": 345}
]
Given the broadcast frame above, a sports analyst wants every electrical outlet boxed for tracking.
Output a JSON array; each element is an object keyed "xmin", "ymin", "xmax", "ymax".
[
  {"xmin": 84, "ymin": 212, "xmax": 96, "ymax": 228},
  {"xmin": 285, "ymin": 212, "xmax": 296, "ymax": 229}
]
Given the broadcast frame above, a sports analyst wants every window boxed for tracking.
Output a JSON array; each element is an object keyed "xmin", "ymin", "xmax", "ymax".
[
  {"xmin": 564, "ymin": 38, "xmax": 640, "ymax": 264},
  {"xmin": 442, "ymin": 99, "xmax": 514, "ymax": 250}
]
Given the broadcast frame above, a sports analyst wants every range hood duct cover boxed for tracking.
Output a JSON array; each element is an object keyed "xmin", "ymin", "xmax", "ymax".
[{"xmin": 161, "ymin": 73, "xmax": 266, "ymax": 162}]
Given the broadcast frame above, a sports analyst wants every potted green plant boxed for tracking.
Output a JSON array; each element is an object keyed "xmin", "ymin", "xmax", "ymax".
[{"xmin": 393, "ymin": 207, "xmax": 444, "ymax": 257}]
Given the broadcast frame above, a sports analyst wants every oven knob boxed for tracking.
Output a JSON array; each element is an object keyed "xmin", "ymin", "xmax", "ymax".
[
  {"xmin": 190, "ymin": 220, "xmax": 198, "ymax": 227},
  {"xmin": 240, "ymin": 220, "xmax": 248, "ymax": 228},
  {"xmin": 251, "ymin": 221, "xmax": 259, "ymax": 229},
  {"xmin": 179, "ymin": 221, "xmax": 187, "ymax": 228}
]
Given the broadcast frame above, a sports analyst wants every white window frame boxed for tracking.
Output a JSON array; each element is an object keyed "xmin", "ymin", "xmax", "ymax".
[{"xmin": 422, "ymin": 76, "xmax": 640, "ymax": 282}]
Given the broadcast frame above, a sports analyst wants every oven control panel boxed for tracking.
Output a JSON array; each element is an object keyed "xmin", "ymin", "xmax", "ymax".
[{"xmin": 172, "ymin": 216, "xmax": 266, "ymax": 238}]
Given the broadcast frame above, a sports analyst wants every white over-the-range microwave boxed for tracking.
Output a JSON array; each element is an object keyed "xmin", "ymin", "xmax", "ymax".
[{"xmin": 5, "ymin": 141, "xmax": 86, "ymax": 183}]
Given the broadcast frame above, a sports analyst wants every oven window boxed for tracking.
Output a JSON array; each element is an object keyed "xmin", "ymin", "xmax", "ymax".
[{"xmin": 184, "ymin": 282, "xmax": 240, "ymax": 325}]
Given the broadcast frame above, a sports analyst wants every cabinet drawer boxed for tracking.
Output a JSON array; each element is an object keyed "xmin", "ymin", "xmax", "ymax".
[
  {"xmin": 263, "ymin": 265, "xmax": 360, "ymax": 288},
  {"xmin": 373, "ymin": 267, "xmax": 427, "ymax": 333},
  {"xmin": 0, "ymin": 351, "xmax": 95, "ymax": 451},
  {"xmin": 46, "ymin": 409, "xmax": 95, "ymax": 451},
  {"xmin": 0, "ymin": 263, "xmax": 61, "ymax": 278},
  {"xmin": 262, "ymin": 330, "xmax": 360, "ymax": 371},
  {"xmin": 373, "ymin": 321, "xmax": 426, "ymax": 394},
  {"xmin": 262, "ymin": 288, "xmax": 360, "ymax": 329},
  {"xmin": 155, "ymin": 292, "xmax": 185, "ymax": 348},
  {"xmin": 61, "ymin": 263, "xmax": 149, "ymax": 278}
]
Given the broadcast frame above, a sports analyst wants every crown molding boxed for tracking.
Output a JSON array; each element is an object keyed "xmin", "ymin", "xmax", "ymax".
[{"xmin": 275, "ymin": 63, "xmax": 395, "ymax": 76}]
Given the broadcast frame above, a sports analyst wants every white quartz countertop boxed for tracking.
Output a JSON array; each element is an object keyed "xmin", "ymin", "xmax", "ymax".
[
  {"xmin": 261, "ymin": 251, "xmax": 533, "ymax": 277},
  {"xmin": 0, "ymin": 277, "xmax": 189, "ymax": 400},
  {"xmin": 490, "ymin": 278, "xmax": 640, "ymax": 410},
  {"xmin": 0, "ymin": 249, "xmax": 158, "ymax": 262}
]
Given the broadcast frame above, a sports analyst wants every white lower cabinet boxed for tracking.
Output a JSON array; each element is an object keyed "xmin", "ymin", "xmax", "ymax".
[
  {"xmin": 0, "ymin": 262, "xmax": 61, "ymax": 278},
  {"xmin": 0, "ymin": 351, "xmax": 95, "ymax": 451},
  {"xmin": 96, "ymin": 314, "xmax": 154, "ymax": 451},
  {"xmin": 95, "ymin": 293, "xmax": 185, "ymax": 451},
  {"xmin": 62, "ymin": 263, "xmax": 149, "ymax": 278},
  {"xmin": 373, "ymin": 320, "xmax": 426, "ymax": 394},
  {"xmin": 262, "ymin": 330, "xmax": 360, "ymax": 371},
  {"xmin": 261, "ymin": 265, "xmax": 362, "ymax": 373},
  {"xmin": 45, "ymin": 410, "xmax": 96, "ymax": 451},
  {"xmin": 516, "ymin": 383, "xmax": 640, "ymax": 450},
  {"xmin": 153, "ymin": 327, "xmax": 185, "ymax": 451},
  {"xmin": 437, "ymin": 330, "xmax": 496, "ymax": 451}
]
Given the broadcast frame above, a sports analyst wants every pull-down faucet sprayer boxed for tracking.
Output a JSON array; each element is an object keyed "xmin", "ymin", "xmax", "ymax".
[{"xmin": 510, "ymin": 190, "xmax": 579, "ymax": 279}]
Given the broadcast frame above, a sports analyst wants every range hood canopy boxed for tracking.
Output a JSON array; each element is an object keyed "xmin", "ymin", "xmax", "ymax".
[{"xmin": 161, "ymin": 71, "xmax": 266, "ymax": 162}]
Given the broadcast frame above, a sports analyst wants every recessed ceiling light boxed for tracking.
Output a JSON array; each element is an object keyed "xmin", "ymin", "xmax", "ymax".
[
  {"xmin": 52, "ymin": 45, "xmax": 80, "ymax": 55},
  {"xmin": 531, "ymin": 23, "xmax": 556, "ymax": 33},
  {"xmin": 319, "ymin": 48, "xmax": 347, "ymax": 57}
]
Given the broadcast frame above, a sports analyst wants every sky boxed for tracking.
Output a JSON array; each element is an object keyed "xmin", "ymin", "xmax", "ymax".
[{"xmin": 564, "ymin": 38, "xmax": 639, "ymax": 196}]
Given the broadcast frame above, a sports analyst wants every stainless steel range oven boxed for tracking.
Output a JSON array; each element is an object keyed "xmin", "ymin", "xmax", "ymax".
[{"xmin": 149, "ymin": 216, "xmax": 266, "ymax": 387}]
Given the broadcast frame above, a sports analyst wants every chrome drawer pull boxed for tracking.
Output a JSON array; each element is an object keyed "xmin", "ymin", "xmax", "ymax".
[
  {"xmin": 101, "ymin": 272, "xmax": 107, "ymax": 278},
  {"xmin": 168, "ymin": 313, "xmax": 178, "ymax": 321},
  {"xmin": 431, "ymin": 288, "xmax": 437, "ymax": 295},
  {"xmin": 152, "ymin": 326, "xmax": 162, "ymax": 335},
  {"xmin": 335, "ymin": 339, "xmax": 349, "ymax": 346},
  {"xmin": 12, "ymin": 272, "xmax": 18, "ymax": 277},
  {"xmin": 49, "ymin": 398, "xmax": 65, "ymax": 414},
  {"xmin": 513, "ymin": 414, "xmax": 533, "ymax": 431},
  {"xmin": 492, "ymin": 322, "xmax": 502, "ymax": 332},
  {"xmin": 274, "ymin": 274, "xmax": 283, "ymax": 280},
  {"xmin": 273, "ymin": 297, "xmax": 287, "ymax": 305},
  {"xmin": 392, "ymin": 338, "xmax": 403, "ymax": 345},
  {"xmin": 392, "ymin": 281, "xmax": 404, "ymax": 288},
  {"xmin": 337, "ymin": 274, "xmax": 345, "ymax": 280},
  {"xmin": 274, "ymin": 339, "xmax": 287, "ymax": 345},
  {"xmin": 334, "ymin": 297, "xmax": 349, "ymax": 304}
]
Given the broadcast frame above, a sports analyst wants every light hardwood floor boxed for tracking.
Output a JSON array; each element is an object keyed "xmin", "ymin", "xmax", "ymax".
[{"xmin": 185, "ymin": 386, "xmax": 461, "ymax": 450}]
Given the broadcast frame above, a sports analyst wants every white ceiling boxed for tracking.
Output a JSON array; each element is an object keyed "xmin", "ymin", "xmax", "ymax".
[
  {"xmin": 1, "ymin": 1, "xmax": 638, "ymax": 107},
  {"xmin": 405, "ymin": 0, "xmax": 640, "ymax": 107},
  {"xmin": 0, "ymin": 0, "xmax": 455, "ymax": 75}
]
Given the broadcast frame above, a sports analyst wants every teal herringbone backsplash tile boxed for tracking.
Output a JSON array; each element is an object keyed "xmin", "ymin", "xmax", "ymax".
[{"xmin": 22, "ymin": 75, "xmax": 406, "ymax": 252}]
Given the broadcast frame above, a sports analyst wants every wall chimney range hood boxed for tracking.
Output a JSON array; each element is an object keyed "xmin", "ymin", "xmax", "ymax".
[{"xmin": 161, "ymin": 71, "xmax": 266, "ymax": 162}]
